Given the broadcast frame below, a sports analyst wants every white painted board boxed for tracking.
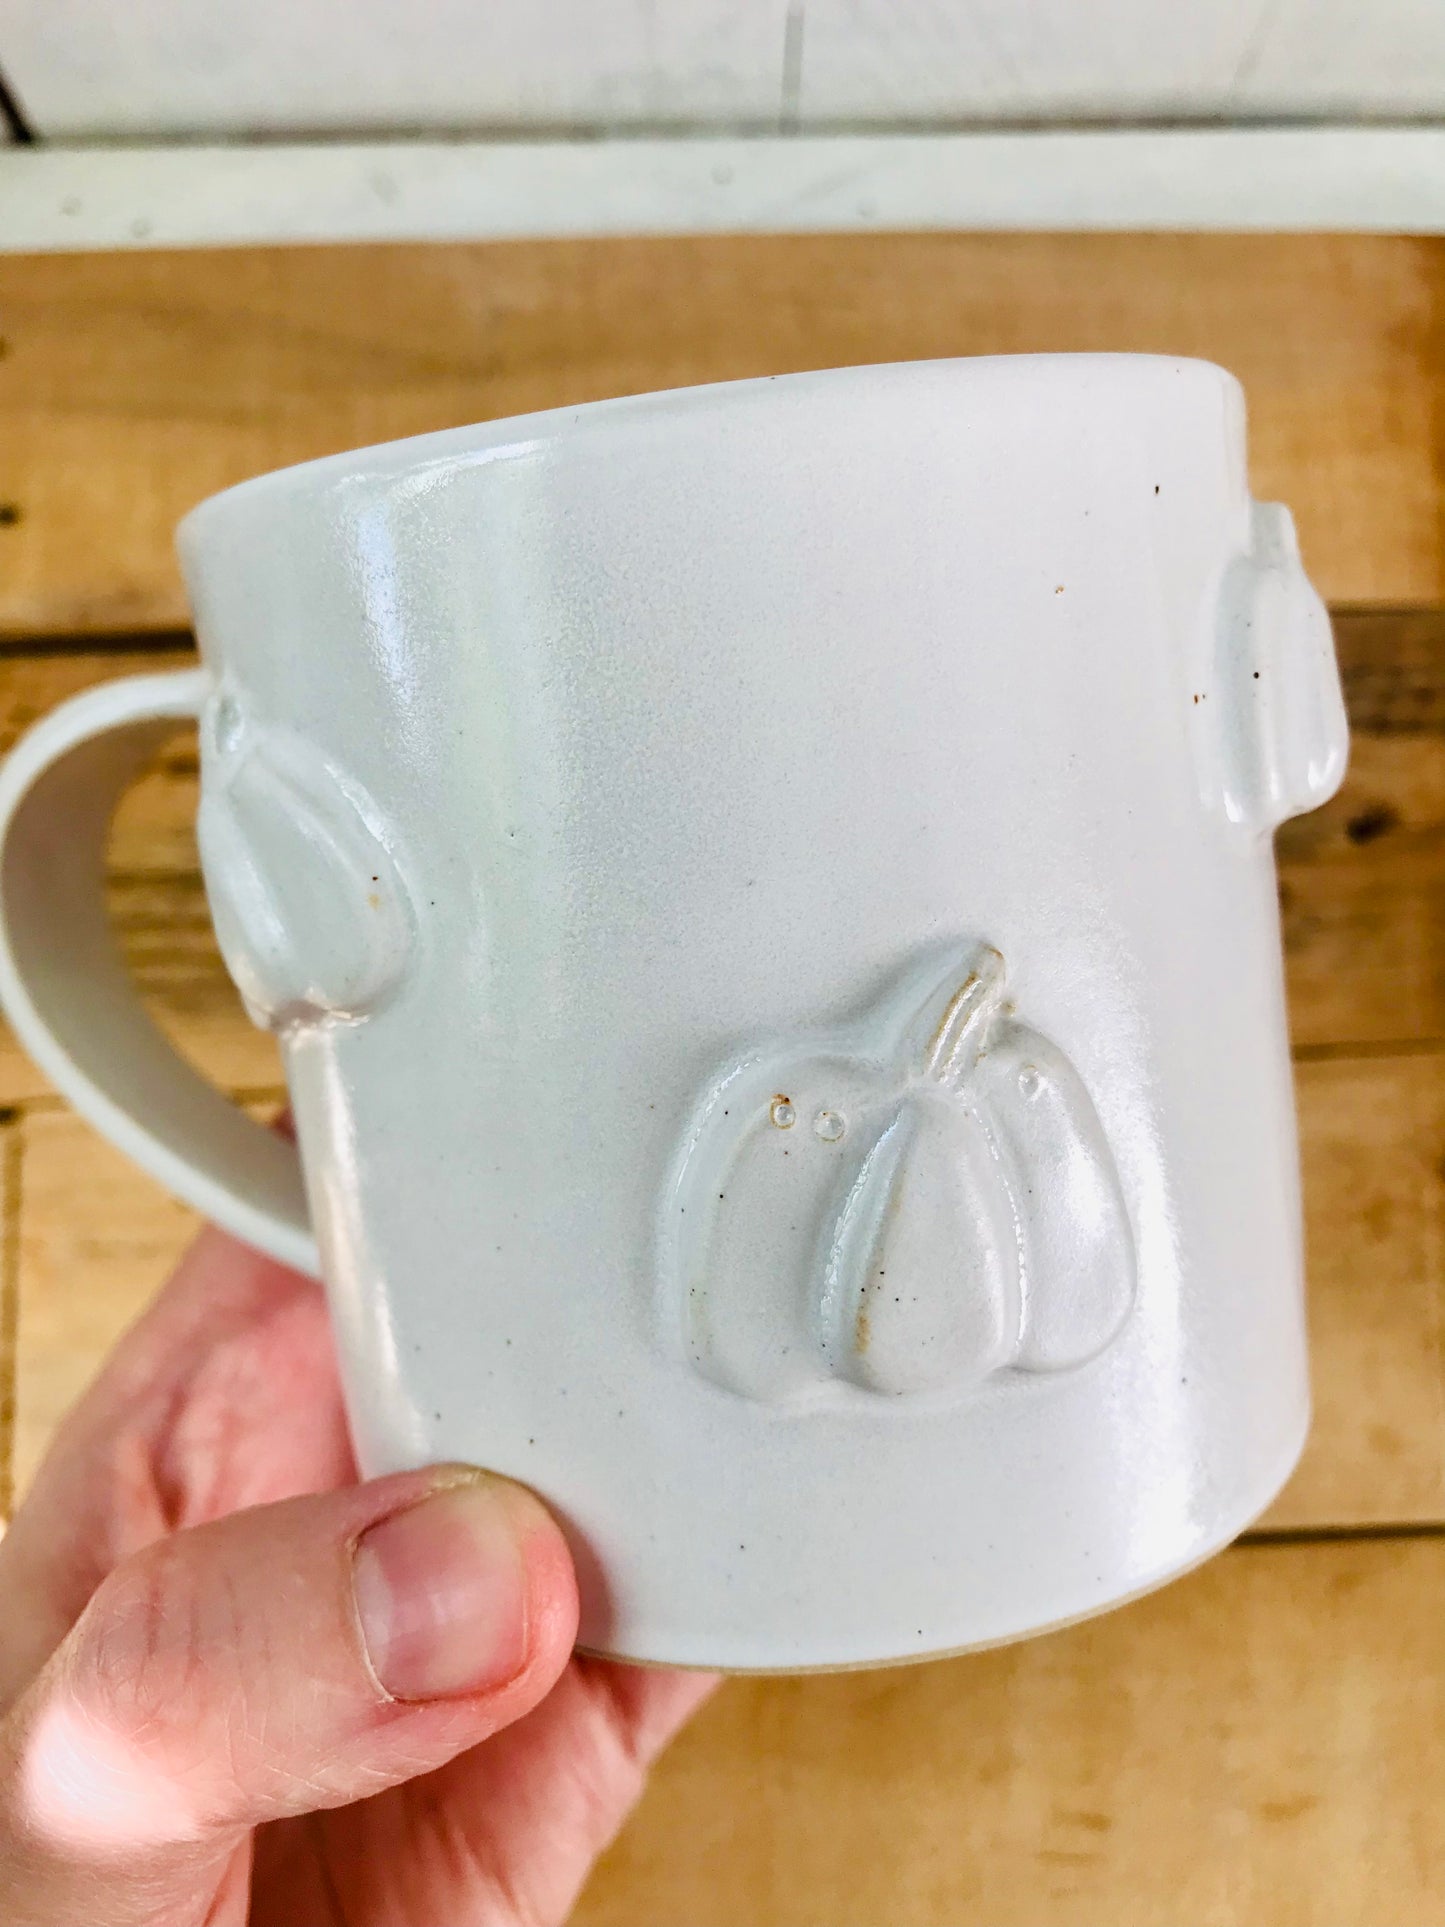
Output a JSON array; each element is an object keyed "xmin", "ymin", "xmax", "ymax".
[
  {"xmin": 0, "ymin": 1, "xmax": 792, "ymax": 137},
  {"xmin": 4, "ymin": 0, "xmax": 1445, "ymax": 138},
  {"xmin": 5, "ymin": 131, "xmax": 1445, "ymax": 252}
]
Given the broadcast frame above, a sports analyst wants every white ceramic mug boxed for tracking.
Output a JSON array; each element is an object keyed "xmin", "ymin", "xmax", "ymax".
[{"xmin": 0, "ymin": 357, "xmax": 1347, "ymax": 1671}]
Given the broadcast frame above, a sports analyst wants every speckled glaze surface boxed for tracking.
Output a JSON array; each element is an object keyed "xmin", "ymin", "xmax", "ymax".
[{"xmin": 0, "ymin": 357, "xmax": 1348, "ymax": 1669}]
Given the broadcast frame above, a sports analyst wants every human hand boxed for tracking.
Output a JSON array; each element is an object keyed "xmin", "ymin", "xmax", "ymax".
[{"xmin": 0, "ymin": 1225, "xmax": 716, "ymax": 1925}]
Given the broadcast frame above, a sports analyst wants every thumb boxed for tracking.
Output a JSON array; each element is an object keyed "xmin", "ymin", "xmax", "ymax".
[{"xmin": 0, "ymin": 1467, "xmax": 578, "ymax": 1923}]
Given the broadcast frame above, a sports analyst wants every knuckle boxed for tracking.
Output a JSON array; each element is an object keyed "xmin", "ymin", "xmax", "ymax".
[{"xmin": 76, "ymin": 1542, "xmax": 217, "ymax": 1751}]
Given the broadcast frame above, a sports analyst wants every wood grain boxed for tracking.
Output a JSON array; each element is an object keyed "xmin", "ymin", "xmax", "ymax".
[
  {"xmin": 2, "ymin": 234, "xmax": 1443, "ymax": 636},
  {"xmin": 575, "ymin": 1535, "xmax": 1445, "ymax": 1927},
  {"xmin": 1265, "ymin": 1052, "xmax": 1445, "ymax": 1528},
  {"xmin": 8, "ymin": 1102, "xmax": 277, "ymax": 1501},
  {"xmin": 1279, "ymin": 611, "xmax": 1445, "ymax": 1049}
]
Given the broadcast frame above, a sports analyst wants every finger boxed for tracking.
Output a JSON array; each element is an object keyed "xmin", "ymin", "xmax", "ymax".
[
  {"xmin": 261, "ymin": 1657, "xmax": 720, "ymax": 1927},
  {"xmin": 450, "ymin": 1657, "xmax": 720, "ymax": 1925},
  {"xmin": 21, "ymin": 1224, "xmax": 349, "ymax": 1530},
  {"xmin": 0, "ymin": 1226, "xmax": 351, "ymax": 1710},
  {"xmin": 0, "ymin": 1466, "xmax": 577, "ymax": 1925}
]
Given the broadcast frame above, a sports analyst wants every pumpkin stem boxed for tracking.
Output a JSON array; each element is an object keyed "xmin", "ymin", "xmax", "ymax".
[{"xmin": 922, "ymin": 947, "xmax": 1006, "ymax": 1087}]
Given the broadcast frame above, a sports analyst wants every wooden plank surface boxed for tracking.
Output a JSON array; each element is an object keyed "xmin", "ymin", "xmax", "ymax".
[
  {"xmin": 575, "ymin": 1534, "xmax": 1445, "ymax": 1927},
  {"xmin": 1273, "ymin": 1053, "xmax": 1445, "ymax": 1529},
  {"xmin": 6, "ymin": 1106, "xmax": 221, "ymax": 1507},
  {"xmin": 1279, "ymin": 612, "xmax": 1445, "ymax": 1050},
  {"xmin": 7, "ymin": 1101, "xmax": 285, "ymax": 1506},
  {"xmin": 2, "ymin": 235, "xmax": 1442, "ymax": 1927},
  {"xmin": 2, "ymin": 234, "xmax": 1444, "ymax": 637}
]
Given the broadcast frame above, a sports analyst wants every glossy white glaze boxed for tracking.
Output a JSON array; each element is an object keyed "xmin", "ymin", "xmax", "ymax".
[{"xmin": 0, "ymin": 357, "xmax": 1348, "ymax": 1668}]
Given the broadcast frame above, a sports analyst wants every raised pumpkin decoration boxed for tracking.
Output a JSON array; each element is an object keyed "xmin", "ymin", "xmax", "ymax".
[{"xmin": 669, "ymin": 945, "xmax": 1136, "ymax": 1405}]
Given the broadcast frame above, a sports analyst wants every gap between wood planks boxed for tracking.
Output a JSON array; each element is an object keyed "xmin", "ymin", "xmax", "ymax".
[
  {"xmin": 4, "ymin": 233, "xmax": 1444, "ymax": 635},
  {"xmin": 0, "ymin": 627, "xmax": 194, "ymax": 661}
]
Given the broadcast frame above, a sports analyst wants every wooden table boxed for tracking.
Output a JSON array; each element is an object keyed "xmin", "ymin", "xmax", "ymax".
[{"xmin": 1, "ymin": 234, "xmax": 1442, "ymax": 1924}]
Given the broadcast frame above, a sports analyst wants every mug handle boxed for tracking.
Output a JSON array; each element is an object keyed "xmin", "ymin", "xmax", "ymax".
[{"xmin": 0, "ymin": 668, "xmax": 318, "ymax": 1275}]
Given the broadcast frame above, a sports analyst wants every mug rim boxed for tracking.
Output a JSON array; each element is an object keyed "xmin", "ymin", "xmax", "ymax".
[{"xmin": 176, "ymin": 351, "xmax": 1240, "ymax": 550}]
